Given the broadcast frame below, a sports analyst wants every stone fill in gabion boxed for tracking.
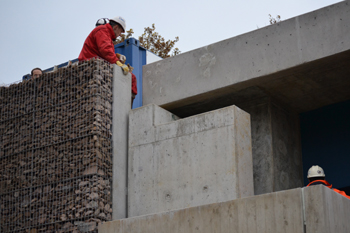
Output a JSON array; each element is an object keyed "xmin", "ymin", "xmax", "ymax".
[{"xmin": 0, "ymin": 58, "xmax": 113, "ymax": 233}]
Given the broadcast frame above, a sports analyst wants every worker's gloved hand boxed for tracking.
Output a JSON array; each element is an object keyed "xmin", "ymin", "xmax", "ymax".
[
  {"xmin": 116, "ymin": 61, "xmax": 129, "ymax": 75},
  {"xmin": 116, "ymin": 53, "xmax": 126, "ymax": 64},
  {"xmin": 127, "ymin": 64, "xmax": 134, "ymax": 73}
]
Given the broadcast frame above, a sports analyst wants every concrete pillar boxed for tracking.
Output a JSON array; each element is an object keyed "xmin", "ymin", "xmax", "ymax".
[
  {"xmin": 238, "ymin": 96, "xmax": 303, "ymax": 195},
  {"xmin": 111, "ymin": 66, "xmax": 131, "ymax": 220}
]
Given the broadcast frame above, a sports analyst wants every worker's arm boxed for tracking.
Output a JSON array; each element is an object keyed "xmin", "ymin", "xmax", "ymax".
[
  {"xmin": 94, "ymin": 28, "xmax": 128, "ymax": 74},
  {"xmin": 95, "ymin": 29, "xmax": 119, "ymax": 63}
]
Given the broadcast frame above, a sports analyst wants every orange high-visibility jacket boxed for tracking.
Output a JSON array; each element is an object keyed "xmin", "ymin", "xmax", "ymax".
[{"xmin": 307, "ymin": 179, "xmax": 350, "ymax": 199}]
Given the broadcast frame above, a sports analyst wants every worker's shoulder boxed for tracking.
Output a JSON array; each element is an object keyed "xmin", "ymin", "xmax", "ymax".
[
  {"xmin": 92, "ymin": 24, "xmax": 110, "ymax": 35},
  {"xmin": 307, "ymin": 180, "xmax": 330, "ymax": 187}
]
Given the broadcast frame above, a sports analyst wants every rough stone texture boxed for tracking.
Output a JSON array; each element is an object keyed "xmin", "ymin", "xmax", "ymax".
[
  {"xmin": 0, "ymin": 59, "xmax": 119, "ymax": 232},
  {"xmin": 99, "ymin": 185, "xmax": 350, "ymax": 233},
  {"xmin": 128, "ymin": 104, "xmax": 253, "ymax": 217}
]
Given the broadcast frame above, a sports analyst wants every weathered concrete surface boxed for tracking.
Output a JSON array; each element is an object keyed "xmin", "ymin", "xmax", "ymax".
[
  {"xmin": 141, "ymin": 2, "xmax": 350, "ymax": 197},
  {"xmin": 111, "ymin": 66, "xmax": 131, "ymax": 220},
  {"xmin": 239, "ymin": 96, "xmax": 303, "ymax": 195},
  {"xmin": 143, "ymin": 1, "xmax": 350, "ymax": 115},
  {"xmin": 304, "ymin": 185, "xmax": 350, "ymax": 233},
  {"xmin": 159, "ymin": 87, "xmax": 303, "ymax": 195},
  {"xmin": 128, "ymin": 104, "xmax": 253, "ymax": 217},
  {"xmin": 99, "ymin": 185, "xmax": 350, "ymax": 233}
]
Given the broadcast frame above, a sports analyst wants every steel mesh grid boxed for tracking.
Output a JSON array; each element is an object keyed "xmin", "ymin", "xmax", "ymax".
[
  {"xmin": 0, "ymin": 80, "xmax": 36, "ymax": 122},
  {"xmin": 0, "ymin": 58, "xmax": 114, "ymax": 233},
  {"xmin": 0, "ymin": 115, "xmax": 33, "ymax": 158}
]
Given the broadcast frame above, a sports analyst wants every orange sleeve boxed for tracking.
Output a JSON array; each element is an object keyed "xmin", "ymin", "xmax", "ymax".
[{"xmin": 333, "ymin": 188, "xmax": 350, "ymax": 199}]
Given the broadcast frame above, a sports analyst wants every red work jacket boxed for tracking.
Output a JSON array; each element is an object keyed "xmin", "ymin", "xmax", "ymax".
[
  {"xmin": 78, "ymin": 24, "xmax": 119, "ymax": 64},
  {"xmin": 307, "ymin": 180, "xmax": 350, "ymax": 199}
]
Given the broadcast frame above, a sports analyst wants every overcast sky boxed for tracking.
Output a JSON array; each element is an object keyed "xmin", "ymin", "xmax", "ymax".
[{"xmin": 0, "ymin": 0, "xmax": 342, "ymax": 85}]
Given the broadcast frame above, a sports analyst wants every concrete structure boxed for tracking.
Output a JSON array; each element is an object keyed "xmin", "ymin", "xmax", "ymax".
[
  {"xmin": 128, "ymin": 104, "xmax": 253, "ymax": 217},
  {"xmin": 239, "ymin": 96, "xmax": 303, "ymax": 194},
  {"xmin": 1, "ymin": 1, "xmax": 346, "ymax": 232},
  {"xmin": 99, "ymin": 185, "xmax": 350, "ymax": 233},
  {"xmin": 143, "ymin": 1, "xmax": 350, "ymax": 112},
  {"xmin": 111, "ymin": 66, "xmax": 131, "ymax": 220},
  {"xmin": 142, "ymin": 1, "xmax": 350, "ymax": 194},
  {"xmin": 105, "ymin": 1, "xmax": 350, "ymax": 230}
]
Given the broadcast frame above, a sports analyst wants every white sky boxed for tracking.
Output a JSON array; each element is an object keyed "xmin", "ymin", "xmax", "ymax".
[{"xmin": 0, "ymin": 0, "xmax": 342, "ymax": 85}]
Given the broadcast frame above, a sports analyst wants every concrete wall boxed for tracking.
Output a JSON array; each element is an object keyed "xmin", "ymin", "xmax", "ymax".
[
  {"xmin": 99, "ymin": 185, "xmax": 350, "ymax": 233},
  {"xmin": 140, "ymin": 1, "xmax": 350, "ymax": 197},
  {"xmin": 128, "ymin": 104, "xmax": 254, "ymax": 217},
  {"xmin": 304, "ymin": 185, "xmax": 350, "ymax": 233},
  {"xmin": 111, "ymin": 66, "xmax": 131, "ymax": 220}
]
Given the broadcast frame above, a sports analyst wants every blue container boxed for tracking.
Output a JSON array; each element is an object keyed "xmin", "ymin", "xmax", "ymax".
[{"xmin": 115, "ymin": 38, "xmax": 147, "ymax": 109}]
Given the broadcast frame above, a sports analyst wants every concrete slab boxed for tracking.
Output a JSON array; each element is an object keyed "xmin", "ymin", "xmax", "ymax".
[
  {"xmin": 99, "ymin": 186, "xmax": 350, "ymax": 233},
  {"xmin": 111, "ymin": 66, "xmax": 131, "ymax": 220},
  {"xmin": 128, "ymin": 104, "xmax": 253, "ymax": 217},
  {"xmin": 143, "ymin": 1, "xmax": 350, "ymax": 115},
  {"xmin": 99, "ymin": 188, "xmax": 305, "ymax": 233}
]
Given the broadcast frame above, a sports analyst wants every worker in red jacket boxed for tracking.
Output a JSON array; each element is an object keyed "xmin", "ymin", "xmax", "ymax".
[
  {"xmin": 78, "ymin": 16, "xmax": 129, "ymax": 74},
  {"xmin": 306, "ymin": 165, "xmax": 350, "ymax": 199}
]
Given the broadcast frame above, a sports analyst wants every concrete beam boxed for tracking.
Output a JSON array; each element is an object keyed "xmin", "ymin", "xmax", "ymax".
[{"xmin": 143, "ymin": 1, "xmax": 350, "ymax": 114}]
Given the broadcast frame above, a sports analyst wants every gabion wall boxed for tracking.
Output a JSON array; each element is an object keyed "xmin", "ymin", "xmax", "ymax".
[{"xmin": 0, "ymin": 59, "xmax": 113, "ymax": 233}]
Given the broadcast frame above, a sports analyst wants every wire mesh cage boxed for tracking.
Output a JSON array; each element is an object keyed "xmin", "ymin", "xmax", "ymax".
[{"xmin": 0, "ymin": 58, "xmax": 114, "ymax": 233}]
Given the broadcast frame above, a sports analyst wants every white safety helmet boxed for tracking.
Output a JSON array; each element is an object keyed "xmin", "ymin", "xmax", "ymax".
[
  {"xmin": 307, "ymin": 165, "xmax": 325, "ymax": 178},
  {"xmin": 96, "ymin": 18, "xmax": 109, "ymax": 27},
  {"xmin": 110, "ymin": 16, "xmax": 126, "ymax": 32}
]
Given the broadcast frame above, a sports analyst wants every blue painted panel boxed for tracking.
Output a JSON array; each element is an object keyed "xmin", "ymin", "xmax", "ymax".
[
  {"xmin": 300, "ymin": 99, "xmax": 350, "ymax": 189},
  {"xmin": 115, "ymin": 38, "xmax": 146, "ymax": 109}
]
